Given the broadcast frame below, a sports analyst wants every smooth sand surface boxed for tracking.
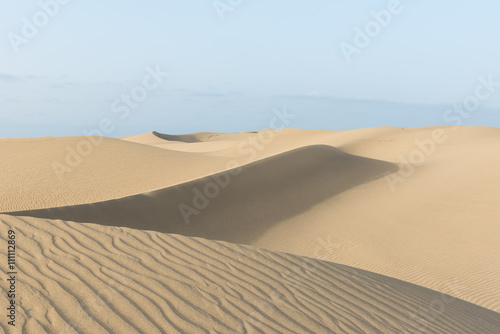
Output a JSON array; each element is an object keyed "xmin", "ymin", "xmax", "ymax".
[
  {"xmin": 2, "ymin": 127, "xmax": 500, "ymax": 332},
  {"xmin": 1, "ymin": 214, "xmax": 499, "ymax": 333},
  {"xmin": 0, "ymin": 135, "xmax": 234, "ymax": 212}
]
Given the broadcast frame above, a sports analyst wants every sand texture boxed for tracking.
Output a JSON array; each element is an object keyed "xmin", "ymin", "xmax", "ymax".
[
  {"xmin": 2, "ymin": 126, "xmax": 500, "ymax": 333},
  {"xmin": 1, "ymin": 215, "xmax": 499, "ymax": 333}
]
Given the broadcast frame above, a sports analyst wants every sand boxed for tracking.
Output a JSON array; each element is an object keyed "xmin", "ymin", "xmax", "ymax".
[
  {"xmin": 1, "ymin": 214, "xmax": 499, "ymax": 333},
  {"xmin": 2, "ymin": 127, "xmax": 500, "ymax": 332}
]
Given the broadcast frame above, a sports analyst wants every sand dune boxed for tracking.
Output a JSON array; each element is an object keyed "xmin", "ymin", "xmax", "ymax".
[
  {"xmin": 1, "ymin": 214, "xmax": 499, "ymax": 334},
  {"xmin": 123, "ymin": 130, "xmax": 235, "ymax": 144},
  {"xmin": 2, "ymin": 126, "xmax": 500, "ymax": 330},
  {"xmin": 8, "ymin": 145, "xmax": 399, "ymax": 243},
  {"xmin": 0, "ymin": 135, "xmax": 234, "ymax": 212},
  {"xmin": 125, "ymin": 127, "xmax": 500, "ymax": 312},
  {"xmin": 122, "ymin": 131, "xmax": 245, "ymax": 153}
]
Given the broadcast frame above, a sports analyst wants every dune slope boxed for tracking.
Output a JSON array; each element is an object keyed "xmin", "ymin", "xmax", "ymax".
[
  {"xmin": 7, "ymin": 145, "xmax": 399, "ymax": 244},
  {"xmin": 0, "ymin": 136, "xmax": 234, "ymax": 212},
  {"xmin": 1, "ymin": 214, "xmax": 499, "ymax": 334}
]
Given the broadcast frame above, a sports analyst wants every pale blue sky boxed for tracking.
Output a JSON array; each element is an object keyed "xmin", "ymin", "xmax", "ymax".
[{"xmin": 1, "ymin": 0, "xmax": 499, "ymax": 137}]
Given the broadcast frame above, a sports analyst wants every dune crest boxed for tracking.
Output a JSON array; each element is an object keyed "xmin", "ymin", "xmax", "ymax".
[{"xmin": 7, "ymin": 145, "xmax": 399, "ymax": 243}]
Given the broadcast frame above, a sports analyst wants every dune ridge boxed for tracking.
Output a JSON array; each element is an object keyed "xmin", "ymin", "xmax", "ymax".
[{"xmin": 6, "ymin": 145, "xmax": 399, "ymax": 243}]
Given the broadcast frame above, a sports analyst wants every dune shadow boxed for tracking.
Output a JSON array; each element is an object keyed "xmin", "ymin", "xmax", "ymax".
[
  {"xmin": 152, "ymin": 131, "xmax": 203, "ymax": 143},
  {"xmin": 8, "ymin": 145, "xmax": 399, "ymax": 244}
]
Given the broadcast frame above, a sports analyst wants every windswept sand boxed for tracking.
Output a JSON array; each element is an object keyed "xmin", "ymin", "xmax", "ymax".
[
  {"xmin": 1, "ymin": 214, "xmax": 499, "ymax": 333},
  {"xmin": 2, "ymin": 127, "xmax": 500, "ymax": 332},
  {"xmin": 0, "ymin": 135, "xmax": 238, "ymax": 212}
]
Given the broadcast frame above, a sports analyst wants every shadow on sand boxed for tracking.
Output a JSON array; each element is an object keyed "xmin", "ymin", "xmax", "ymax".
[{"xmin": 8, "ymin": 145, "xmax": 399, "ymax": 244}]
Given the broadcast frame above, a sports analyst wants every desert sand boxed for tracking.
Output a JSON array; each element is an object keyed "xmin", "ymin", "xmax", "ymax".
[{"xmin": 1, "ymin": 127, "xmax": 500, "ymax": 333}]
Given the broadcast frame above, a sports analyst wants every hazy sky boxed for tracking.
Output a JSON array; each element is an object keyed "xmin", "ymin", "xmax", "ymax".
[{"xmin": 1, "ymin": 0, "xmax": 500, "ymax": 137}]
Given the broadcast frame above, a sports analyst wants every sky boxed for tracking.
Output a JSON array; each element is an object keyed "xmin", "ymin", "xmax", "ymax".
[{"xmin": 1, "ymin": 0, "xmax": 500, "ymax": 138}]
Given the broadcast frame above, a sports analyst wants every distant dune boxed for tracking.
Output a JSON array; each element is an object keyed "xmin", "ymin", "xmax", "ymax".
[
  {"xmin": 0, "ymin": 135, "xmax": 232, "ymax": 212},
  {"xmin": 2, "ymin": 127, "xmax": 500, "ymax": 332}
]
